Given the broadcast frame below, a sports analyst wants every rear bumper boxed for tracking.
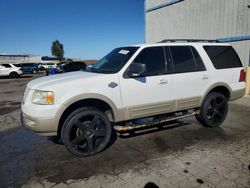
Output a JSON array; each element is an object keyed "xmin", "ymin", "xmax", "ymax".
[
  {"xmin": 21, "ymin": 112, "xmax": 57, "ymax": 136},
  {"xmin": 230, "ymin": 88, "xmax": 246, "ymax": 101}
]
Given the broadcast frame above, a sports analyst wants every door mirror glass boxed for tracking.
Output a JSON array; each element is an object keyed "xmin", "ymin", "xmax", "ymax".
[{"xmin": 128, "ymin": 63, "xmax": 146, "ymax": 77}]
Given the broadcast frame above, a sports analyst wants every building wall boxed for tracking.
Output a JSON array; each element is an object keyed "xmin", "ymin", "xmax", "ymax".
[
  {"xmin": 145, "ymin": 0, "xmax": 250, "ymax": 67},
  {"xmin": 0, "ymin": 55, "xmax": 42, "ymax": 64}
]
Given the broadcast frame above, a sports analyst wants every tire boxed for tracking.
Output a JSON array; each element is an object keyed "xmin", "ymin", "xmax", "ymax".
[
  {"xmin": 9, "ymin": 72, "xmax": 19, "ymax": 78},
  {"xmin": 32, "ymin": 69, "xmax": 38, "ymax": 74},
  {"xmin": 61, "ymin": 107, "xmax": 114, "ymax": 157},
  {"xmin": 196, "ymin": 92, "xmax": 228, "ymax": 127}
]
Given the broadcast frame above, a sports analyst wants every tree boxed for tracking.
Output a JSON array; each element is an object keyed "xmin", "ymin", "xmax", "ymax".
[{"xmin": 51, "ymin": 40, "xmax": 64, "ymax": 60}]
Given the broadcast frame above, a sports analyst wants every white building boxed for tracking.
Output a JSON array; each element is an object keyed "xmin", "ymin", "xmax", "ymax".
[
  {"xmin": 0, "ymin": 54, "xmax": 42, "ymax": 64},
  {"xmin": 145, "ymin": 0, "xmax": 250, "ymax": 67},
  {"xmin": 0, "ymin": 55, "xmax": 61, "ymax": 64}
]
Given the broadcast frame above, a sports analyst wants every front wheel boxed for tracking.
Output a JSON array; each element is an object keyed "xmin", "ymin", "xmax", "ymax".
[
  {"xmin": 61, "ymin": 107, "xmax": 114, "ymax": 157},
  {"xmin": 196, "ymin": 92, "xmax": 228, "ymax": 127},
  {"xmin": 9, "ymin": 72, "xmax": 19, "ymax": 78}
]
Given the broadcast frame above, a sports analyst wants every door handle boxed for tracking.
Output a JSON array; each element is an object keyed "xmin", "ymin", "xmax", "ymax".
[
  {"xmin": 159, "ymin": 79, "xmax": 168, "ymax": 84},
  {"xmin": 202, "ymin": 75, "xmax": 209, "ymax": 80}
]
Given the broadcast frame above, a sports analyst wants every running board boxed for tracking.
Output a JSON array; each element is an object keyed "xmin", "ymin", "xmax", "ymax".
[{"xmin": 114, "ymin": 110, "xmax": 200, "ymax": 132}]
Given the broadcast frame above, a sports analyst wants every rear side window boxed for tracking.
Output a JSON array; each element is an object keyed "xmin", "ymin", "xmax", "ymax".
[
  {"xmin": 204, "ymin": 46, "xmax": 242, "ymax": 69},
  {"xmin": 169, "ymin": 46, "xmax": 206, "ymax": 73},
  {"xmin": 134, "ymin": 47, "xmax": 165, "ymax": 76}
]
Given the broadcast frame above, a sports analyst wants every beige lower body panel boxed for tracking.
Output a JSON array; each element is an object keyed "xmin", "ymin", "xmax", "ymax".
[
  {"xmin": 21, "ymin": 113, "xmax": 57, "ymax": 136},
  {"xmin": 230, "ymin": 88, "xmax": 245, "ymax": 101},
  {"xmin": 120, "ymin": 97, "xmax": 201, "ymax": 121},
  {"xmin": 127, "ymin": 101, "xmax": 176, "ymax": 119},
  {"xmin": 177, "ymin": 96, "xmax": 201, "ymax": 111}
]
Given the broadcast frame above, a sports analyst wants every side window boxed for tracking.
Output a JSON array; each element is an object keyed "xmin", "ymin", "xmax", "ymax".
[
  {"xmin": 2, "ymin": 64, "xmax": 11, "ymax": 68},
  {"xmin": 191, "ymin": 47, "xmax": 206, "ymax": 71},
  {"xmin": 204, "ymin": 46, "xmax": 242, "ymax": 69},
  {"xmin": 133, "ymin": 47, "xmax": 165, "ymax": 76},
  {"xmin": 170, "ymin": 46, "xmax": 196, "ymax": 73}
]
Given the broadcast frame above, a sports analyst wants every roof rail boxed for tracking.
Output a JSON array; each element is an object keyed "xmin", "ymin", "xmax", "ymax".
[{"xmin": 159, "ymin": 39, "xmax": 218, "ymax": 43}]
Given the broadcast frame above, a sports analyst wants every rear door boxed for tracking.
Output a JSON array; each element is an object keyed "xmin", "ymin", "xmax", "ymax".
[{"xmin": 167, "ymin": 46, "xmax": 210, "ymax": 110}]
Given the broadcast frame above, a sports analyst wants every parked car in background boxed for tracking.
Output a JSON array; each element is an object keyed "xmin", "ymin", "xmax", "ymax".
[
  {"xmin": 17, "ymin": 63, "xmax": 39, "ymax": 74},
  {"xmin": 0, "ymin": 63, "xmax": 23, "ymax": 78},
  {"xmin": 55, "ymin": 61, "xmax": 86, "ymax": 73},
  {"xmin": 63, "ymin": 61, "xmax": 86, "ymax": 72},
  {"xmin": 38, "ymin": 63, "xmax": 57, "ymax": 71}
]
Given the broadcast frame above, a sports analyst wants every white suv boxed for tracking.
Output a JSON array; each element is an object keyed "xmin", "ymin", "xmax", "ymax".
[
  {"xmin": 0, "ymin": 63, "xmax": 23, "ymax": 78},
  {"xmin": 21, "ymin": 41, "xmax": 246, "ymax": 157}
]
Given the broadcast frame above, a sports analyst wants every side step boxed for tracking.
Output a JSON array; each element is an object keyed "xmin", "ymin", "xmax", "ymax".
[{"xmin": 114, "ymin": 110, "xmax": 200, "ymax": 132}]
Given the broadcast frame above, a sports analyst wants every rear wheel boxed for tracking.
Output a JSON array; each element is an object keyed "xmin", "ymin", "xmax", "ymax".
[
  {"xmin": 196, "ymin": 92, "xmax": 228, "ymax": 127},
  {"xmin": 32, "ymin": 69, "xmax": 38, "ymax": 74},
  {"xmin": 9, "ymin": 72, "xmax": 19, "ymax": 78},
  {"xmin": 61, "ymin": 107, "xmax": 114, "ymax": 157}
]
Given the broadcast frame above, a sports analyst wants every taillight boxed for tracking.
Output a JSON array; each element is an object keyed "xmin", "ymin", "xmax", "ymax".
[{"xmin": 239, "ymin": 69, "xmax": 245, "ymax": 82}]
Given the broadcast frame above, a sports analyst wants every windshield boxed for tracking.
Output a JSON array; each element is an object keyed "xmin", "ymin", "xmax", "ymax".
[{"xmin": 86, "ymin": 47, "xmax": 139, "ymax": 74}]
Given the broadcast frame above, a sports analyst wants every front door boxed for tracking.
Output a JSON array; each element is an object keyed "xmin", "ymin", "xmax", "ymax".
[{"xmin": 119, "ymin": 46, "xmax": 175, "ymax": 120}]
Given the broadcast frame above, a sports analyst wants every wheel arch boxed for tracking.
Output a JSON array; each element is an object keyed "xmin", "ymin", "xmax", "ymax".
[
  {"xmin": 9, "ymin": 71, "xmax": 18, "ymax": 77},
  {"xmin": 56, "ymin": 94, "xmax": 120, "ymax": 136},
  {"xmin": 199, "ymin": 83, "xmax": 232, "ymax": 106}
]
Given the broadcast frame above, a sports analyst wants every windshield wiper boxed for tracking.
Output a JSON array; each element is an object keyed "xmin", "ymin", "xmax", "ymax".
[
  {"xmin": 87, "ymin": 67, "xmax": 102, "ymax": 73},
  {"xmin": 87, "ymin": 67, "xmax": 115, "ymax": 74}
]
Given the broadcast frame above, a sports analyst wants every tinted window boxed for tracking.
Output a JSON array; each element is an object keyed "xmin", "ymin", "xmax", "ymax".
[
  {"xmin": 89, "ymin": 47, "xmax": 139, "ymax": 74},
  {"xmin": 2, "ymin": 64, "xmax": 11, "ymax": 68},
  {"xmin": 204, "ymin": 46, "xmax": 242, "ymax": 69},
  {"xmin": 133, "ymin": 47, "xmax": 165, "ymax": 76},
  {"xmin": 191, "ymin": 47, "xmax": 206, "ymax": 71},
  {"xmin": 170, "ymin": 46, "xmax": 196, "ymax": 73}
]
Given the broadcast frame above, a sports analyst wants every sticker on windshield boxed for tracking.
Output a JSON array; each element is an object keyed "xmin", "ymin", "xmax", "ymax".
[{"xmin": 119, "ymin": 50, "xmax": 129, "ymax": 55}]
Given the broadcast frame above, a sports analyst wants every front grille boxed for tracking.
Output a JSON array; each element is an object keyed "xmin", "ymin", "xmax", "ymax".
[{"xmin": 23, "ymin": 87, "xmax": 31, "ymax": 104}]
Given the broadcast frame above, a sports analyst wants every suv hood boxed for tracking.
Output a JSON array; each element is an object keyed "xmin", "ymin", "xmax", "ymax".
[{"xmin": 28, "ymin": 71, "xmax": 109, "ymax": 90}]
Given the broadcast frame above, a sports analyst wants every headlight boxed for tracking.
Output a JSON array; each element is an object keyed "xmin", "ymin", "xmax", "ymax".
[{"xmin": 32, "ymin": 90, "xmax": 55, "ymax": 105}]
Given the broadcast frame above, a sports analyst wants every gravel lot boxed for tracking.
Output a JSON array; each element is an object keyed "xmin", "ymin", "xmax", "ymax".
[{"xmin": 0, "ymin": 74, "xmax": 250, "ymax": 188}]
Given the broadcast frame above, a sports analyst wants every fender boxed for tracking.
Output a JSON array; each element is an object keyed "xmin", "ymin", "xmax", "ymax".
[
  {"xmin": 54, "ymin": 93, "xmax": 122, "ymax": 127},
  {"xmin": 199, "ymin": 82, "xmax": 232, "ymax": 106}
]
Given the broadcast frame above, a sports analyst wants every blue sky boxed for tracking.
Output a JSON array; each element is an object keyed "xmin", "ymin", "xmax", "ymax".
[{"xmin": 0, "ymin": 0, "xmax": 145, "ymax": 59}]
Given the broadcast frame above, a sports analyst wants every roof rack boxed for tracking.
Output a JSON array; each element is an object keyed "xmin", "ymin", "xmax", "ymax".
[{"xmin": 159, "ymin": 39, "xmax": 218, "ymax": 43}]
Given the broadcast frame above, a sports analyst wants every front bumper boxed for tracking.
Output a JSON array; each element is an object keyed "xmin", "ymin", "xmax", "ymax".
[{"xmin": 21, "ymin": 112, "xmax": 57, "ymax": 136}]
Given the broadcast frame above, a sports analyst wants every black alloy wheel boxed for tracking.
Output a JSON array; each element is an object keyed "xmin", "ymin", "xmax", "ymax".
[
  {"xmin": 9, "ymin": 72, "xmax": 19, "ymax": 78},
  {"xmin": 196, "ymin": 92, "xmax": 228, "ymax": 127},
  {"xmin": 62, "ymin": 108, "xmax": 113, "ymax": 157}
]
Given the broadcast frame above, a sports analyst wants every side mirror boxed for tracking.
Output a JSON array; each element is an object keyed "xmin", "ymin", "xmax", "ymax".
[{"xmin": 128, "ymin": 63, "xmax": 146, "ymax": 78}]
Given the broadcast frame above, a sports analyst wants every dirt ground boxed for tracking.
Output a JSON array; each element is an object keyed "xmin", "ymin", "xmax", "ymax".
[{"xmin": 0, "ymin": 74, "xmax": 249, "ymax": 188}]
